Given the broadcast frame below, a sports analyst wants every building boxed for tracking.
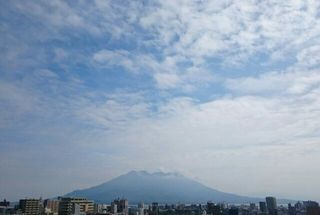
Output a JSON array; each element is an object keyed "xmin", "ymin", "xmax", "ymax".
[
  {"xmin": 111, "ymin": 199, "xmax": 128, "ymax": 215},
  {"xmin": 0, "ymin": 199, "xmax": 14, "ymax": 215},
  {"xmin": 93, "ymin": 203, "xmax": 103, "ymax": 214},
  {"xmin": 58, "ymin": 197, "xmax": 93, "ymax": 215},
  {"xmin": 19, "ymin": 199, "xmax": 41, "ymax": 215},
  {"xmin": 288, "ymin": 203, "xmax": 296, "ymax": 215},
  {"xmin": 111, "ymin": 201, "xmax": 117, "ymax": 214},
  {"xmin": 212, "ymin": 205, "xmax": 222, "ymax": 215},
  {"xmin": 138, "ymin": 202, "xmax": 144, "ymax": 215},
  {"xmin": 0, "ymin": 200, "xmax": 10, "ymax": 207},
  {"xmin": 266, "ymin": 197, "xmax": 277, "ymax": 215},
  {"xmin": 250, "ymin": 203, "xmax": 256, "ymax": 211},
  {"xmin": 119, "ymin": 199, "xmax": 128, "ymax": 215},
  {"xmin": 259, "ymin": 202, "xmax": 267, "ymax": 213},
  {"xmin": 150, "ymin": 202, "xmax": 159, "ymax": 215},
  {"xmin": 306, "ymin": 206, "xmax": 320, "ymax": 215},
  {"xmin": 304, "ymin": 201, "xmax": 320, "ymax": 215},
  {"xmin": 44, "ymin": 199, "xmax": 59, "ymax": 215},
  {"xmin": 207, "ymin": 202, "xmax": 215, "ymax": 215},
  {"xmin": 0, "ymin": 206, "xmax": 16, "ymax": 215},
  {"xmin": 229, "ymin": 208, "xmax": 239, "ymax": 215},
  {"xmin": 304, "ymin": 201, "xmax": 319, "ymax": 208}
]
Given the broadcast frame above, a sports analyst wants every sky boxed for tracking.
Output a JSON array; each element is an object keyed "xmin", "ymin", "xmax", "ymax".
[{"xmin": 0, "ymin": 0, "xmax": 320, "ymax": 202}]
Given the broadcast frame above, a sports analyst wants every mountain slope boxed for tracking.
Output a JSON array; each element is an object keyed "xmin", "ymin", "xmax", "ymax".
[{"xmin": 65, "ymin": 171, "xmax": 264, "ymax": 204}]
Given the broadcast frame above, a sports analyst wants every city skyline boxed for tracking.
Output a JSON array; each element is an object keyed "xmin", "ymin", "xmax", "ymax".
[
  {"xmin": 1, "ymin": 1, "xmax": 320, "ymax": 201},
  {"xmin": 3, "ymin": 195, "xmax": 319, "ymax": 215}
]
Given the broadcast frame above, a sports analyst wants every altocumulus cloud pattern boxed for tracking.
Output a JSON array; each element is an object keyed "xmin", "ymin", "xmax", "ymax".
[{"xmin": 0, "ymin": 0, "xmax": 320, "ymax": 201}]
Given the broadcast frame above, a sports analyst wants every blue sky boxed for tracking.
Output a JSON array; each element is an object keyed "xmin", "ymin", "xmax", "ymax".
[{"xmin": 1, "ymin": 0, "xmax": 320, "ymax": 201}]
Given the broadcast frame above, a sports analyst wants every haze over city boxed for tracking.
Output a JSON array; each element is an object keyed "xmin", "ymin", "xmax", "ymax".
[{"xmin": 1, "ymin": 0, "xmax": 320, "ymax": 203}]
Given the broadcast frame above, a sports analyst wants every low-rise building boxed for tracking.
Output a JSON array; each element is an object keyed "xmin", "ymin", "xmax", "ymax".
[
  {"xmin": 19, "ymin": 199, "xmax": 41, "ymax": 215},
  {"xmin": 58, "ymin": 197, "xmax": 94, "ymax": 215}
]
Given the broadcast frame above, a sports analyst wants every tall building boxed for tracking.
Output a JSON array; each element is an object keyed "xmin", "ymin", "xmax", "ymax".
[
  {"xmin": 259, "ymin": 202, "xmax": 267, "ymax": 213},
  {"xmin": 138, "ymin": 202, "xmax": 144, "ymax": 215},
  {"xmin": 151, "ymin": 202, "xmax": 159, "ymax": 215},
  {"xmin": 19, "ymin": 199, "xmax": 41, "ymax": 215},
  {"xmin": 111, "ymin": 199, "xmax": 128, "ymax": 215},
  {"xmin": 111, "ymin": 201, "xmax": 117, "ymax": 214},
  {"xmin": 119, "ymin": 199, "xmax": 128, "ymax": 215},
  {"xmin": 112, "ymin": 199, "xmax": 120, "ymax": 214},
  {"xmin": 138, "ymin": 202, "xmax": 144, "ymax": 208},
  {"xmin": 58, "ymin": 197, "xmax": 93, "ymax": 215},
  {"xmin": 295, "ymin": 202, "xmax": 303, "ymax": 210},
  {"xmin": 266, "ymin": 197, "xmax": 277, "ymax": 215}
]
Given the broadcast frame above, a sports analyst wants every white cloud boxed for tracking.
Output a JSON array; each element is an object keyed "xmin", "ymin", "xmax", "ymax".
[
  {"xmin": 296, "ymin": 45, "xmax": 320, "ymax": 68},
  {"xmin": 0, "ymin": 81, "xmax": 40, "ymax": 121},
  {"xmin": 138, "ymin": 0, "xmax": 320, "ymax": 67},
  {"xmin": 75, "ymin": 96, "xmax": 150, "ymax": 130},
  {"xmin": 153, "ymin": 73, "xmax": 181, "ymax": 89},
  {"xmin": 225, "ymin": 71, "xmax": 320, "ymax": 95},
  {"xmin": 1, "ymin": 0, "xmax": 320, "ymax": 202},
  {"xmin": 92, "ymin": 49, "xmax": 214, "ymax": 90},
  {"xmin": 93, "ymin": 50, "xmax": 137, "ymax": 71},
  {"xmin": 94, "ymin": 88, "xmax": 320, "ymax": 200}
]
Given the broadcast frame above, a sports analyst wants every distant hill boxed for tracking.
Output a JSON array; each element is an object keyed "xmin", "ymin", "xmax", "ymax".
[{"xmin": 65, "ymin": 171, "xmax": 292, "ymax": 204}]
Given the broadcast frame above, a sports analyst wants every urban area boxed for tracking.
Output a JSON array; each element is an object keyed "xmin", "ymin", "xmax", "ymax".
[{"xmin": 0, "ymin": 196, "xmax": 319, "ymax": 215}]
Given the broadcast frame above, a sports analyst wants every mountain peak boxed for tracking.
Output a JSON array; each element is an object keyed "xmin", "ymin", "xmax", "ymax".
[
  {"xmin": 152, "ymin": 171, "xmax": 184, "ymax": 177},
  {"xmin": 127, "ymin": 170, "xmax": 184, "ymax": 178}
]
